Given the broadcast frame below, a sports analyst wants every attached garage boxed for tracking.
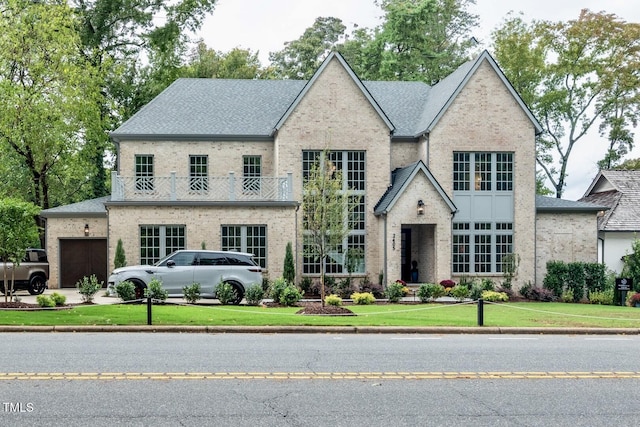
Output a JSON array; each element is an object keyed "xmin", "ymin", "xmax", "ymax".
[
  {"xmin": 59, "ymin": 238, "xmax": 108, "ymax": 288},
  {"xmin": 40, "ymin": 196, "xmax": 110, "ymax": 289}
]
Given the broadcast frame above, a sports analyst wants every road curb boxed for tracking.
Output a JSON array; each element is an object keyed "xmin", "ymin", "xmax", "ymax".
[{"xmin": 0, "ymin": 325, "xmax": 638, "ymax": 334}]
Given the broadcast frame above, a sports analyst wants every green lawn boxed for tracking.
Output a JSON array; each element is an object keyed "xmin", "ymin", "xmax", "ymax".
[{"xmin": 2, "ymin": 302, "xmax": 640, "ymax": 328}]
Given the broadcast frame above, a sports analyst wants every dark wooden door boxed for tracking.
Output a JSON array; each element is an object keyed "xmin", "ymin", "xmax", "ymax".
[
  {"xmin": 60, "ymin": 239, "xmax": 107, "ymax": 288},
  {"xmin": 401, "ymin": 228, "xmax": 411, "ymax": 282}
]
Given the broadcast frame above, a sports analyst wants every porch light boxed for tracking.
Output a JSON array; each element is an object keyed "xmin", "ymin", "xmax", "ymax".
[
  {"xmin": 417, "ymin": 199, "xmax": 425, "ymax": 215},
  {"xmin": 84, "ymin": 224, "xmax": 90, "ymax": 237}
]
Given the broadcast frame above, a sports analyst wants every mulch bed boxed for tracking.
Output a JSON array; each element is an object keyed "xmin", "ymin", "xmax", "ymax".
[
  {"xmin": 295, "ymin": 303, "xmax": 356, "ymax": 316},
  {"xmin": 0, "ymin": 301, "xmax": 41, "ymax": 309}
]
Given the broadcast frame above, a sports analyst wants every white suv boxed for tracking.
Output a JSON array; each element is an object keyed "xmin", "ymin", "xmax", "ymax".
[{"xmin": 106, "ymin": 250, "xmax": 263, "ymax": 304}]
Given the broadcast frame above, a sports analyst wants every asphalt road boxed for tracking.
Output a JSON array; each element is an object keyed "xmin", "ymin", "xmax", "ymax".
[{"xmin": 1, "ymin": 333, "xmax": 639, "ymax": 426}]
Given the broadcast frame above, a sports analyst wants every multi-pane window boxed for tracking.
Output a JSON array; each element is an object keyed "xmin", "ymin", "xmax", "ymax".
[
  {"xmin": 140, "ymin": 225, "xmax": 185, "ymax": 265},
  {"xmin": 452, "ymin": 222, "xmax": 513, "ymax": 274},
  {"xmin": 221, "ymin": 225, "xmax": 267, "ymax": 268},
  {"xmin": 453, "ymin": 153, "xmax": 470, "ymax": 191},
  {"xmin": 135, "ymin": 155, "xmax": 154, "ymax": 192},
  {"xmin": 243, "ymin": 156, "xmax": 261, "ymax": 195},
  {"xmin": 302, "ymin": 150, "xmax": 366, "ymax": 275},
  {"xmin": 453, "ymin": 152, "xmax": 513, "ymax": 192},
  {"xmin": 496, "ymin": 153, "xmax": 513, "ymax": 191},
  {"xmin": 189, "ymin": 155, "xmax": 208, "ymax": 193}
]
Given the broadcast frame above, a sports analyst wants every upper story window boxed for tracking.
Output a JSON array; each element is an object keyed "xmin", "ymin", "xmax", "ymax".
[
  {"xmin": 135, "ymin": 155, "xmax": 154, "ymax": 192},
  {"xmin": 453, "ymin": 152, "xmax": 513, "ymax": 193},
  {"xmin": 189, "ymin": 155, "xmax": 208, "ymax": 193},
  {"xmin": 243, "ymin": 155, "xmax": 261, "ymax": 195}
]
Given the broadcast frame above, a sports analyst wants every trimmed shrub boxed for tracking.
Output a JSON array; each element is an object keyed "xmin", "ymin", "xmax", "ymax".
[
  {"xmin": 36, "ymin": 295, "xmax": 55, "ymax": 307},
  {"xmin": 325, "ymin": 294, "xmax": 342, "ymax": 306},
  {"xmin": 521, "ymin": 285, "xmax": 555, "ymax": 302},
  {"xmin": 115, "ymin": 280, "xmax": 136, "ymax": 302},
  {"xmin": 335, "ymin": 278, "xmax": 356, "ymax": 298},
  {"xmin": 385, "ymin": 282, "xmax": 405, "ymax": 302},
  {"xmin": 360, "ymin": 280, "xmax": 384, "ymax": 298},
  {"xmin": 215, "ymin": 282, "xmax": 235, "ymax": 305},
  {"xmin": 279, "ymin": 285, "xmax": 302, "ymax": 306},
  {"xmin": 544, "ymin": 260, "xmax": 567, "ymax": 297},
  {"xmin": 481, "ymin": 278, "xmax": 495, "ymax": 291},
  {"xmin": 50, "ymin": 292, "xmax": 66, "ymax": 307},
  {"xmin": 351, "ymin": 291, "xmax": 375, "ymax": 305},
  {"xmin": 468, "ymin": 283, "xmax": 484, "ymax": 301},
  {"xmin": 481, "ymin": 290, "xmax": 509, "ymax": 302},
  {"xmin": 417, "ymin": 283, "xmax": 445, "ymax": 302},
  {"xmin": 299, "ymin": 277, "xmax": 312, "ymax": 294},
  {"xmin": 283, "ymin": 242, "xmax": 295, "ymax": 284},
  {"xmin": 560, "ymin": 289, "xmax": 574, "ymax": 303},
  {"xmin": 566, "ymin": 262, "xmax": 586, "ymax": 302},
  {"xmin": 182, "ymin": 283, "xmax": 201, "ymax": 304},
  {"xmin": 584, "ymin": 262, "xmax": 607, "ymax": 293},
  {"xmin": 588, "ymin": 289, "xmax": 614, "ymax": 305},
  {"xmin": 245, "ymin": 284, "xmax": 265, "ymax": 306},
  {"xmin": 76, "ymin": 274, "xmax": 103, "ymax": 303},
  {"xmin": 114, "ymin": 238, "xmax": 126, "ymax": 269},
  {"xmin": 144, "ymin": 278, "xmax": 168, "ymax": 302},
  {"xmin": 450, "ymin": 284, "xmax": 469, "ymax": 301},
  {"xmin": 269, "ymin": 277, "xmax": 289, "ymax": 302}
]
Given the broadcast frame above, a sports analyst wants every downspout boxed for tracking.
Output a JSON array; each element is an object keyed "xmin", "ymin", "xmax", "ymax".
[{"xmin": 295, "ymin": 203, "xmax": 300, "ymax": 284}]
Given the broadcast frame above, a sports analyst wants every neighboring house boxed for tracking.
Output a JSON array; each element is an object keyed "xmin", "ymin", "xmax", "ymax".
[
  {"xmin": 41, "ymin": 51, "xmax": 603, "ymax": 289},
  {"xmin": 580, "ymin": 170, "xmax": 640, "ymax": 273}
]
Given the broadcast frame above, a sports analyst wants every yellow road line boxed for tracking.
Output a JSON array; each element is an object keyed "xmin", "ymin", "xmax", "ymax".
[{"xmin": 0, "ymin": 372, "xmax": 639, "ymax": 380}]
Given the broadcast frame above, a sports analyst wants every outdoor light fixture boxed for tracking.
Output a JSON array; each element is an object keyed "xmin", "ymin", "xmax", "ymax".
[
  {"xmin": 417, "ymin": 199, "xmax": 425, "ymax": 215},
  {"xmin": 84, "ymin": 224, "xmax": 90, "ymax": 237}
]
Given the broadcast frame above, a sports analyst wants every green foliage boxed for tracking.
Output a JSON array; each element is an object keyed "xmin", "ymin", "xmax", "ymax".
[
  {"xmin": 450, "ymin": 284, "xmax": 470, "ymax": 302},
  {"xmin": 468, "ymin": 283, "xmax": 484, "ymax": 301},
  {"xmin": 543, "ymin": 261, "xmax": 568, "ymax": 297},
  {"xmin": 481, "ymin": 291, "xmax": 509, "ymax": 302},
  {"xmin": 566, "ymin": 262, "xmax": 586, "ymax": 302},
  {"xmin": 114, "ymin": 239, "xmax": 127, "ymax": 269},
  {"xmin": 245, "ymin": 284, "xmax": 265, "ymax": 306},
  {"xmin": 325, "ymin": 294, "xmax": 343, "ymax": 307},
  {"xmin": 584, "ymin": 263, "xmax": 606, "ymax": 292},
  {"xmin": 0, "ymin": 198, "xmax": 40, "ymax": 301},
  {"xmin": 500, "ymin": 253, "xmax": 520, "ymax": 289},
  {"xmin": 215, "ymin": 282, "xmax": 235, "ymax": 305},
  {"xmin": 335, "ymin": 278, "xmax": 356, "ymax": 298},
  {"xmin": 182, "ymin": 283, "xmax": 201, "ymax": 304},
  {"xmin": 588, "ymin": 289, "xmax": 614, "ymax": 305},
  {"xmin": 201, "ymin": 241, "xmax": 206, "ymax": 250},
  {"xmin": 493, "ymin": 11, "xmax": 640, "ymax": 196},
  {"xmin": 385, "ymin": 282, "xmax": 405, "ymax": 303},
  {"xmin": 560, "ymin": 289, "xmax": 575, "ymax": 303},
  {"xmin": 350, "ymin": 292, "xmax": 376, "ymax": 305},
  {"xmin": 36, "ymin": 295, "xmax": 55, "ymax": 308},
  {"xmin": 627, "ymin": 292, "xmax": 640, "ymax": 307},
  {"xmin": 50, "ymin": 292, "xmax": 66, "ymax": 307},
  {"xmin": 144, "ymin": 278, "xmax": 168, "ymax": 302},
  {"xmin": 269, "ymin": 278, "xmax": 289, "ymax": 302},
  {"xmin": 417, "ymin": 283, "xmax": 446, "ymax": 302},
  {"xmin": 622, "ymin": 238, "xmax": 640, "ymax": 292},
  {"xmin": 283, "ymin": 242, "xmax": 295, "ymax": 284},
  {"xmin": 299, "ymin": 277, "xmax": 312, "ymax": 294},
  {"xmin": 481, "ymin": 278, "xmax": 496, "ymax": 291},
  {"xmin": 302, "ymin": 152, "xmax": 354, "ymax": 302},
  {"xmin": 76, "ymin": 275, "xmax": 103, "ymax": 303},
  {"xmin": 279, "ymin": 285, "xmax": 302, "ymax": 307},
  {"xmin": 115, "ymin": 280, "xmax": 136, "ymax": 302}
]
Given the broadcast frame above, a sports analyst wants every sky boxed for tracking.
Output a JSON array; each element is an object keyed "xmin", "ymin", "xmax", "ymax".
[{"xmin": 197, "ymin": 0, "xmax": 640, "ymax": 200}]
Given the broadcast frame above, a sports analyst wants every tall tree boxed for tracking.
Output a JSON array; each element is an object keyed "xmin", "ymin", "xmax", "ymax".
[
  {"xmin": 360, "ymin": 0, "xmax": 479, "ymax": 83},
  {"xmin": 184, "ymin": 42, "xmax": 268, "ymax": 79},
  {"xmin": 0, "ymin": 198, "xmax": 40, "ymax": 302},
  {"xmin": 493, "ymin": 10, "xmax": 640, "ymax": 197},
  {"xmin": 0, "ymin": 0, "xmax": 102, "ymax": 209},
  {"xmin": 302, "ymin": 153, "xmax": 354, "ymax": 306},
  {"xmin": 269, "ymin": 16, "xmax": 347, "ymax": 79},
  {"xmin": 71, "ymin": 0, "xmax": 218, "ymax": 197}
]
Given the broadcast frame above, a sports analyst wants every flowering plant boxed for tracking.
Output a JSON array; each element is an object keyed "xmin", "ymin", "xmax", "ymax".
[{"xmin": 439, "ymin": 279, "xmax": 456, "ymax": 287}]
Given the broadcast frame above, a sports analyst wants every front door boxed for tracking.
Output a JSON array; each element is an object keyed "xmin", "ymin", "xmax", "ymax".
[{"xmin": 401, "ymin": 228, "xmax": 411, "ymax": 282}]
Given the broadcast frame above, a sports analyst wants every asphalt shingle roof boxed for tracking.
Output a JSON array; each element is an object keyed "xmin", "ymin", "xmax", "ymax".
[
  {"xmin": 111, "ymin": 51, "xmax": 540, "ymax": 141},
  {"xmin": 40, "ymin": 196, "xmax": 109, "ymax": 217},
  {"xmin": 535, "ymin": 195, "xmax": 606, "ymax": 212}
]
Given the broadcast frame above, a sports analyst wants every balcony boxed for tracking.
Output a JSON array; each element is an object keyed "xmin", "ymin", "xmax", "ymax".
[{"xmin": 111, "ymin": 171, "xmax": 293, "ymax": 202}]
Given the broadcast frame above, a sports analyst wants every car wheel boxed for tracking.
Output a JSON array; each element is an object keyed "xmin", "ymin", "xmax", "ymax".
[
  {"xmin": 229, "ymin": 282, "xmax": 244, "ymax": 305},
  {"xmin": 28, "ymin": 275, "xmax": 46, "ymax": 295},
  {"xmin": 132, "ymin": 280, "xmax": 147, "ymax": 301}
]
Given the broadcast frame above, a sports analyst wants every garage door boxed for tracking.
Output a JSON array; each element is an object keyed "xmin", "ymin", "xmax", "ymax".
[{"xmin": 60, "ymin": 239, "xmax": 107, "ymax": 288}]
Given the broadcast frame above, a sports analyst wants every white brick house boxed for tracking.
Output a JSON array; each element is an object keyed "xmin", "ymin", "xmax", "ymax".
[{"xmin": 41, "ymin": 51, "xmax": 604, "ymax": 289}]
